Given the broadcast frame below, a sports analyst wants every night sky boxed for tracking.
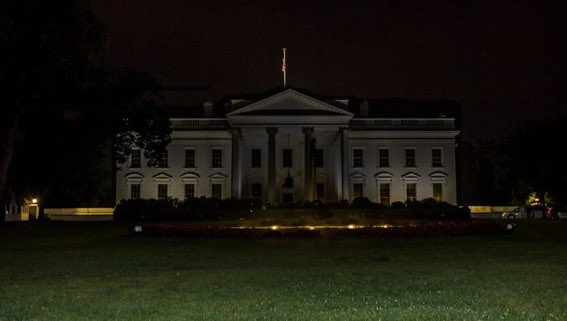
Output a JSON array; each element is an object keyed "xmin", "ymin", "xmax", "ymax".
[{"xmin": 92, "ymin": 0, "xmax": 565, "ymax": 142}]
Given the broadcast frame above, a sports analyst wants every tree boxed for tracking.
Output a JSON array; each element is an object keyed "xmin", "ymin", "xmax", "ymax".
[
  {"xmin": 0, "ymin": 1, "xmax": 172, "ymax": 207},
  {"xmin": 0, "ymin": 0, "xmax": 105, "ymax": 196},
  {"xmin": 490, "ymin": 116, "xmax": 567, "ymax": 205}
]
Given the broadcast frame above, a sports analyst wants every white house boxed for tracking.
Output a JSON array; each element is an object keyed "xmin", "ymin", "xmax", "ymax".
[{"xmin": 115, "ymin": 88, "xmax": 461, "ymax": 205}]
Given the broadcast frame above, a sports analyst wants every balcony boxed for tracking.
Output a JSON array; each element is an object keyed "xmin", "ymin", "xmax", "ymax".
[
  {"xmin": 349, "ymin": 118, "xmax": 455, "ymax": 130},
  {"xmin": 171, "ymin": 118, "xmax": 230, "ymax": 130}
]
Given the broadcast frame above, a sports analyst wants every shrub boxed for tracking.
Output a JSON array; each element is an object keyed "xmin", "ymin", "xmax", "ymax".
[{"xmin": 350, "ymin": 197, "xmax": 372, "ymax": 208}]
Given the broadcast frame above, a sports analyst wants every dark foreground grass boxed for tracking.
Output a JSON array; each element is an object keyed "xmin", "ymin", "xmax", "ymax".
[{"xmin": 0, "ymin": 221, "xmax": 566, "ymax": 321}]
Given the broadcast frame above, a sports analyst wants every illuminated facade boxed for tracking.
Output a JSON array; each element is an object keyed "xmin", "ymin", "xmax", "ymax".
[{"xmin": 116, "ymin": 88, "xmax": 461, "ymax": 204}]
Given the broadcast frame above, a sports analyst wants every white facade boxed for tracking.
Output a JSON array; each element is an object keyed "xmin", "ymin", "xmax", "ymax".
[{"xmin": 116, "ymin": 89, "xmax": 460, "ymax": 204}]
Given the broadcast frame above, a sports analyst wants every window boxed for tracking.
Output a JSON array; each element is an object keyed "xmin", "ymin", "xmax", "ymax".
[
  {"xmin": 314, "ymin": 149, "xmax": 324, "ymax": 167},
  {"xmin": 432, "ymin": 148, "xmax": 443, "ymax": 167},
  {"xmin": 251, "ymin": 149, "xmax": 261, "ymax": 168},
  {"xmin": 212, "ymin": 149, "xmax": 223, "ymax": 168},
  {"xmin": 130, "ymin": 149, "xmax": 141, "ymax": 168},
  {"xmin": 316, "ymin": 183, "xmax": 324, "ymax": 200},
  {"xmin": 378, "ymin": 149, "xmax": 389, "ymax": 167},
  {"xmin": 211, "ymin": 183, "xmax": 222, "ymax": 199},
  {"xmin": 157, "ymin": 184, "xmax": 168, "ymax": 200},
  {"xmin": 184, "ymin": 184, "xmax": 195, "ymax": 199},
  {"xmin": 251, "ymin": 183, "xmax": 262, "ymax": 198},
  {"xmin": 353, "ymin": 183, "xmax": 364, "ymax": 198},
  {"xmin": 406, "ymin": 183, "xmax": 417, "ymax": 201},
  {"xmin": 405, "ymin": 149, "xmax": 416, "ymax": 167},
  {"xmin": 283, "ymin": 148, "xmax": 293, "ymax": 167},
  {"xmin": 379, "ymin": 183, "xmax": 390, "ymax": 205},
  {"xmin": 158, "ymin": 151, "xmax": 168, "ymax": 168},
  {"xmin": 130, "ymin": 184, "xmax": 141, "ymax": 199},
  {"xmin": 433, "ymin": 183, "xmax": 443, "ymax": 202},
  {"xmin": 353, "ymin": 149, "xmax": 363, "ymax": 167},
  {"xmin": 185, "ymin": 149, "xmax": 196, "ymax": 168},
  {"xmin": 282, "ymin": 193, "xmax": 294, "ymax": 204}
]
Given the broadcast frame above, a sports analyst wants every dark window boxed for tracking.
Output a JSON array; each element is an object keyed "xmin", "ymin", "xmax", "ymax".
[
  {"xmin": 212, "ymin": 149, "xmax": 223, "ymax": 168},
  {"xmin": 379, "ymin": 183, "xmax": 390, "ymax": 205},
  {"xmin": 433, "ymin": 183, "xmax": 443, "ymax": 202},
  {"xmin": 157, "ymin": 184, "xmax": 168, "ymax": 200},
  {"xmin": 406, "ymin": 183, "xmax": 417, "ymax": 201},
  {"xmin": 378, "ymin": 149, "xmax": 389, "ymax": 167},
  {"xmin": 405, "ymin": 149, "xmax": 416, "ymax": 167},
  {"xmin": 282, "ymin": 193, "xmax": 294, "ymax": 204},
  {"xmin": 353, "ymin": 149, "xmax": 363, "ymax": 167},
  {"xmin": 353, "ymin": 183, "xmax": 363, "ymax": 198},
  {"xmin": 283, "ymin": 149, "xmax": 293, "ymax": 167},
  {"xmin": 130, "ymin": 184, "xmax": 141, "ymax": 199},
  {"xmin": 211, "ymin": 183, "xmax": 222, "ymax": 199},
  {"xmin": 316, "ymin": 183, "xmax": 324, "ymax": 200},
  {"xmin": 314, "ymin": 149, "xmax": 324, "ymax": 167},
  {"xmin": 432, "ymin": 148, "xmax": 443, "ymax": 167},
  {"xmin": 251, "ymin": 183, "xmax": 262, "ymax": 198},
  {"xmin": 130, "ymin": 149, "xmax": 141, "ymax": 168},
  {"xmin": 158, "ymin": 151, "xmax": 168, "ymax": 168},
  {"xmin": 251, "ymin": 149, "xmax": 261, "ymax": 168},
  {"xmin": 184, "ymin": 184, "xmax": 195, "ymax": 198},
  {"xmin": 185, "ymin": 149, "xmax": 196, "ymax": 168}
]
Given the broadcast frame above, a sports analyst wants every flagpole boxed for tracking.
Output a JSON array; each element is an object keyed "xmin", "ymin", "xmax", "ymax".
[{"xmin": 282, "ymin": 48, "xmax": 287, "ymax": 88}]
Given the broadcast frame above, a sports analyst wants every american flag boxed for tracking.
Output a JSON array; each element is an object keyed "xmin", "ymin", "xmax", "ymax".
[{"xmin": 281, "ymin": 48, "xmax": 286, "ymax": 73}]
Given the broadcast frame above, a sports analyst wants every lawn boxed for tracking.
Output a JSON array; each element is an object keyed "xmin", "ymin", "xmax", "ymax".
[{"xmin": 0, "ymin": 220, "xmax": 566, "ymax": 321}]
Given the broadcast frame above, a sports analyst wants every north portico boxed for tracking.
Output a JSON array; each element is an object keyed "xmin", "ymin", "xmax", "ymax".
[
  {"xmin": 116, "ymin": 88, "xmax": 461, "ymax": 205},
  {"xmin": 226, "ymin": 89, "xmax": 354, "ymax": 204}
]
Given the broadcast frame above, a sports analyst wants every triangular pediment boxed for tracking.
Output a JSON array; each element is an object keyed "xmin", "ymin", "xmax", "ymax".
[
  {"xmin": 227, "ymin": 89, "xmax": 353, "ymax": 125},
  {"xmin": 401, "ymin": 172, "xmax": 421, "ymax": 182},
  {"xmin": 152, "ymin": 172, "xmax": 173, "ymax": 181}
]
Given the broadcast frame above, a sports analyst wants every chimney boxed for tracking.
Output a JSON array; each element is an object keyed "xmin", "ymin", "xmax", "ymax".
[
  {"xmin": 360, "ymin": 100, "xmax": 369, "ymax": 117},
  {"xmin": 203, "ymin": 101, "xmax": 214, "ymax": 117}
]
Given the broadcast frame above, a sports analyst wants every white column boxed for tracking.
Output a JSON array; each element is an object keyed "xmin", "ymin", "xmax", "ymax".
[
  {"xmin": 341, "ymin": 128, "xmax": 350, "ymax": 200},
  {"xmin": 267, "ymin": 127, "xmax": 278, "ymax": 205},
  {"xmin": 231, "ymin": 128, "xmax": 241, "ymax": 198}
]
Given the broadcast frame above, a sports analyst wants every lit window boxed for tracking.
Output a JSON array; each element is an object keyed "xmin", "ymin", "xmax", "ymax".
[
  {"xmin": 212, "ymin": 149, "xmax": 223, "ymax": 168},
  {"xmin": 251, "ymin": 183, "xmax": 262, "ymax": 198},
  {"xmin": 130, "ymin": 184, "xmax": 141, "ymax": 199},
  {"xmin": 378, "ymin": 149, "xmax": 389, "ymax": 167},
  {"xmin": 353, "ymin": 183, "xmax": 363, "ymax": 198},
  {"xmin": 406, "ymin": 183, "xmax": 417, "ymax": 201},
  {"xmin": 353, "ymin": 149, "xmax": 363, "ymax": 167},
  {"xmin": 251, "ymin": 149, "xmax": 261, "ymax": 168},
  {"xmin": 314, "ymin": 149, "xmax": 324, "ymax": 167},
  {"xmin": 432, "ymin": 148, "xmax": 443, "ymax": 167},
  {"xmin": 405, "ymin": 149, "xmax": 416, "ymax": 167},
  {"xmin": 157, "ymin": 184, "xmax": 168, "ymax": 200},
  {"xmin": 130, "ymin": 149, "xmax": 141, "ymax": 168},
  {"xmin": 379, "ymin": 183, "xmax": 390, "ymax": 205},
  {"xmin": 283, "ymin": 149, "xmax": 293, "ymax": 167},
  {"xmin": 433, "ymin": 183, "xmax": 443, "ymax": 202},
  {"xmin": 185, "ymin": 149, "xmax": 196, "ymax": 168},
  {"xmin": 211, "ymin": 183, "xmax": 222, "ymax": 199},
  {"xmin": 184, "ymin": 184, "xmax": 195, "ymax": 199}
]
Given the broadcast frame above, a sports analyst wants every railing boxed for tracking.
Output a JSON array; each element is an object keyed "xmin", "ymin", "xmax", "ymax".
[
  {"xmin": 171, "ymin": 118, "xmax": 230, "ymax": 129},
  {"xmin": 349, "ymin": 118, "xmax": 455, "ymax": 129}
]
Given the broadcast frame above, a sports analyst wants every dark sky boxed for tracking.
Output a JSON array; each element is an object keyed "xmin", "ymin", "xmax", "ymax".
[{"xmin": 92, "ymin": 0, "xmax": 565, "ymax": 142}]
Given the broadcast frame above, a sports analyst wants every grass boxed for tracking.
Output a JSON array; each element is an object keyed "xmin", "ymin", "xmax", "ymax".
[{"xmin": 0, "ymin": 220, "xmax": 566, "ymax": 320}]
